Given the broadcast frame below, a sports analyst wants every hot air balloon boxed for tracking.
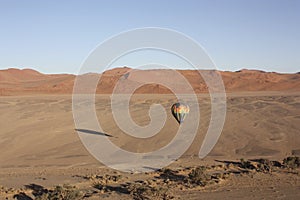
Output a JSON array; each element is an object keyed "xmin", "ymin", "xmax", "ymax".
[{"xmin": 171, "ymin": 102, "xmax": 189, "ymax": 124}]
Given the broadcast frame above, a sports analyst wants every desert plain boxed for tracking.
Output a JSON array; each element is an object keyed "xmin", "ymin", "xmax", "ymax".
[{"xmin": 0, "ymin": 68, "xmax": 299, "ymax": 199}]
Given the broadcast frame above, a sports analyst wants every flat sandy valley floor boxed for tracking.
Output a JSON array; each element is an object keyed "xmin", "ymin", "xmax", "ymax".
[{"xmin": 0, "ymin": 92, "xmax": 299, "ymax": 199}]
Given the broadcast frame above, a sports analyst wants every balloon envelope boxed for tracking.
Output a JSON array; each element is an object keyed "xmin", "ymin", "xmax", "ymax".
[{"xmin": 171, "ymin": 103, "xmax": 189, "ymax": 124}]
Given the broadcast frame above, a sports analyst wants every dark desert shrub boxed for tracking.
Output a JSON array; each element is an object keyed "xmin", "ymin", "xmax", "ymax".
[
  {"xmin": 256, "ymin": 159, "xmax": 273, "ymax": 173},
  {"xmin": 283, "ymin": 156, "xmax": 300, "ymax": 169},
  {"xmin": 128, "ymin": 183, "xmax": 172, "ymax": 200},
  {"xmin": 36, "ymin": 184, "xmax": 83, "ymax": 200},
  {"xmin": 187, "ymin": 166, "xmax": 211, "ymax": 186},
  {"xmin": 239, "ymin": 158, "xmax": 255, "ymax": 170}
]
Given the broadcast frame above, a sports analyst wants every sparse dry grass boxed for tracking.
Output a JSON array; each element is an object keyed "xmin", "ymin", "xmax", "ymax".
[{"xmin": 3, "ymin": 156, "xmax": 299, "ymax": 200}]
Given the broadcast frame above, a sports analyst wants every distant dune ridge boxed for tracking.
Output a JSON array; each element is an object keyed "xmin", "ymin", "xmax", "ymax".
[{"xmin": 0, "ymin": 67, "xmax": 299, "ymax": 95}]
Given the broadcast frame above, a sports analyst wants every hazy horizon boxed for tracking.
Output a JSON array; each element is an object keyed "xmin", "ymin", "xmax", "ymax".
[{"xmin": 1, "ymin": 65, "xmax": 299, "ymax": 75}]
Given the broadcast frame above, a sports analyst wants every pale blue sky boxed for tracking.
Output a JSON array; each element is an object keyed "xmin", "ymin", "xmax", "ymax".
[{"xmin": 0, "ymin": 0, "xmax": 299, "ymax": 74}]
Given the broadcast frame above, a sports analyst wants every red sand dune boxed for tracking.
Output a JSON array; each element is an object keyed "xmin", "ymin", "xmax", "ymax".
[{"xmin": 0, "ymin": 67, "xmax": 299, "ymax": 95}]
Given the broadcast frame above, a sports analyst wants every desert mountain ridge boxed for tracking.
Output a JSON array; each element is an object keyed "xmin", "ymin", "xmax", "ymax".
[{"xmin": 0, "ymin": 67, "xmax": 299, "ymax": 95}]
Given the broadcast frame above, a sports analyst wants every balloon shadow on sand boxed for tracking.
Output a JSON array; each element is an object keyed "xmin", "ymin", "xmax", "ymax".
[{"xmin": 75, "ymin": 129, "xmax": 114, "ymax": 137}]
